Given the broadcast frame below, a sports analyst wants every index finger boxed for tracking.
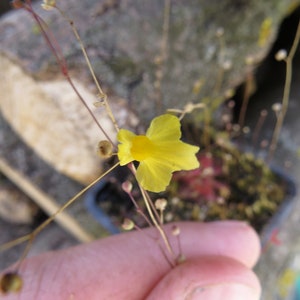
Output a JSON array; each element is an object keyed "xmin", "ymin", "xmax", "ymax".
[{"xmin": 1, "ymin": 221, "xmax": 260, "ymax": 300}]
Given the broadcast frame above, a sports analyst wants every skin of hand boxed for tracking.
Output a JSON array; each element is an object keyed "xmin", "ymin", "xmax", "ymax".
[{"xmin": 1, "ymin": 221, "xmax": 261, "ymax": 300}]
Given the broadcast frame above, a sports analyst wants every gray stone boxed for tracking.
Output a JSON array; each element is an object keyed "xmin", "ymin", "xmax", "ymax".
[
  {"xmin": 1, "ymin": 0, "xmax": 298, "ymax": 182},
  {"xmin": 1, "ymin": 0, "xmax": 299, "ymax": 122}
]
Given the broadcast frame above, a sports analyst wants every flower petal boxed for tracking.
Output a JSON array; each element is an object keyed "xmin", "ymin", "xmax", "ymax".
[
  {"xmin": 117, "ymin": 114, "xmax": 200, "ymax": 192},
  {"xmin": 146, "ymin": 114, "xmax": 181, "ymax": 141},
  {"xmin": 152, "ymin": 140, "xmax": 200, "ymax": 171},
  {"xmin": 117, "ymin": 129, "xmax": 136, "ymax": 165},
  {"xmin": 136, "ymin": 158, "xmax": 174, "ymax": 192},
  {"xmin": 117, "ymin": 129, "xmax": 136, "ymax": 143}
]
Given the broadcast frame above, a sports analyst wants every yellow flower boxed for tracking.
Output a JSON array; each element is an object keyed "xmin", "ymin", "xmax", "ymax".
[{"xmin": 117, "ymin": 114, "xmax": 200, "ymax": 192}]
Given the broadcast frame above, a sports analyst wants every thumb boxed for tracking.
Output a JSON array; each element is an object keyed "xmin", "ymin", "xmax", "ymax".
[{"xmin": 146, "ymin": 256, "xmax": 261, "ymax": 300}]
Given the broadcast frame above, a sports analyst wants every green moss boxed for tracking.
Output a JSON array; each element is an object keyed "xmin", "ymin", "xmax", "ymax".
[{"xmin": 165, "ymin": 126, "xmax": 288, "ymax": 232}]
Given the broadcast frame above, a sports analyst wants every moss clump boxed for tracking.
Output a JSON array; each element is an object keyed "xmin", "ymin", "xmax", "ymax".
[{"xmin": 167, "ymin": 132, "xmax": 287, "ymax": 232}]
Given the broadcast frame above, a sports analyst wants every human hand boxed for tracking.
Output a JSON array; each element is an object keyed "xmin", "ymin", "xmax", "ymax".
[{"xmin": 2, "ymin": 221, "xmax": 261, "ymax": 300}]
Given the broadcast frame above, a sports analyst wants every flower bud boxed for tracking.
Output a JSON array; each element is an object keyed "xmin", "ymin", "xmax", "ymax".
[
  {"xmin": 122, "ymin": 181, "xmax": 133, "ymax": 194},
  {"xmin": 275, "ymin": 49, "xmax": 287, "ymax": 61},
  {"xmin": 155, "ymin": 198, "xmax": 167, "ymax": 211},
  {"xmin": 122, "ymin": 218, "xmax": 135, "ymax": 231}
]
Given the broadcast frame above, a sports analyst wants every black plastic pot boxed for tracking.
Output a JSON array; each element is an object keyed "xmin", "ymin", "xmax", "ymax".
[
  {"xmin": 85, "ymin": 180, "xmax": 122, "ymax": 234},
  {"xmin": 85, "ymin": 166, "xmax": 297, "ymax": 237},
  {"xmin": 260, "ymin": 166, "xmax": 297, "ymax": 248}
]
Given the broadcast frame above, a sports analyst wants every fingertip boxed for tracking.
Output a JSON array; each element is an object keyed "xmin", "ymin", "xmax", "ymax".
[
  {"xmin": 175, "ymin": 221, "xmax": 261, "ymax": 268},
  {"xmin": 146, "ymin": 256, "xmax": 261, "ymax": 300}
]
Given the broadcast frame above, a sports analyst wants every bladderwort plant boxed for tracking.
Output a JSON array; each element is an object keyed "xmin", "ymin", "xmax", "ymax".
[
  {"xmin": 0, "ymin": 0, "xmax": 201, "ymax": 294},
  {"xmin": 1, "ymin": 0, "xmax": 300, "ymax": 295}
]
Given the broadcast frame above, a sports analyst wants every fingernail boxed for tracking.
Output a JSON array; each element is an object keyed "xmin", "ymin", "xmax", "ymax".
[{"xmin": 186, "ymin": 283, "xmax": 260, "ymax": 300}]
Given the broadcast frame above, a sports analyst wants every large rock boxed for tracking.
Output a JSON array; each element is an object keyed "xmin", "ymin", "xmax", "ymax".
[
  {"xmin": 0, "ymin": 0, "xmax": 298, "ymax": 182},
  {"xmin": 0, "ymin": 54, "xmax": 137, "ymax": 184}
]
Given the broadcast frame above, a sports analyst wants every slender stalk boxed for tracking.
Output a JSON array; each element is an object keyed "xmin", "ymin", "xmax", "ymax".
[
  {"xmin": 268, "ymin": 20, "xmax": 300, "ymax": 161},
  {"xmin": 24, "ymin": 2, "xmax": 114, "ymax": 144},
  {"xmin": 203, "ymin": 104, "xmax": 211, "ymax": 149},
  {"xmin": 128, "ymin": 163, "xmax": 176, "ymax": 263},
  {"xmin": 238, "ymin": 73, "xmax": 254, "ymax": 130},
  {"xmin": 0, "ymin": 163, "xmax": 120, "ymax": 253},
  {"xmin": 154, "ymin": 0, "xmax": 171, "ymax": 114},
  {"xmin": 213, "ymin": 28, "xmax": 225, "ymax": 96},
  {"xmin": 31, "ymin": 162, "xmax": 119, "ymax": 237},
  {"xmin": 125, "ymin": 190, "xmax": 154, "ymax": 229},
  {"xmin": 139, "ymin": 187, "xmax": 176, "ymax": 264},
  {"xmin": 0, "ymin": 157, "xmax": 93, "ymax": 243},
  {"xmin": 55, "ymin": 6, "xmax": 119, "ymax": 133},
  {"xmin": 252, "ymin": 109, "xmax": 268, "ymax": 148}
]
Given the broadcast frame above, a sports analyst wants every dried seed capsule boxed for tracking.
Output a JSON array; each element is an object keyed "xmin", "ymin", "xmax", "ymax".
[
  {"xmin": 0, "ymin": 272, "xmax": 23, "ymax": 294},
  {"xmin": 97, "ymin": 140, "xmax": 113, "ymax": 158},
  {"xmin": 155, "ymin": 198, "xmax": 167, "ymax": 211}
]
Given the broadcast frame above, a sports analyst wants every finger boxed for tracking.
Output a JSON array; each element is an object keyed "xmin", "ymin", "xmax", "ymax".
[
  {"xmin": 146, "ymin": 256, "xmax": 261, "ymax": 300},
  {"xmin": 2, "ymin": 221, "xmax": 260, "ymax": 300},
  {"xmin": 170, "ymin": 221, "xmax": 260, "ymax": 268}
]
